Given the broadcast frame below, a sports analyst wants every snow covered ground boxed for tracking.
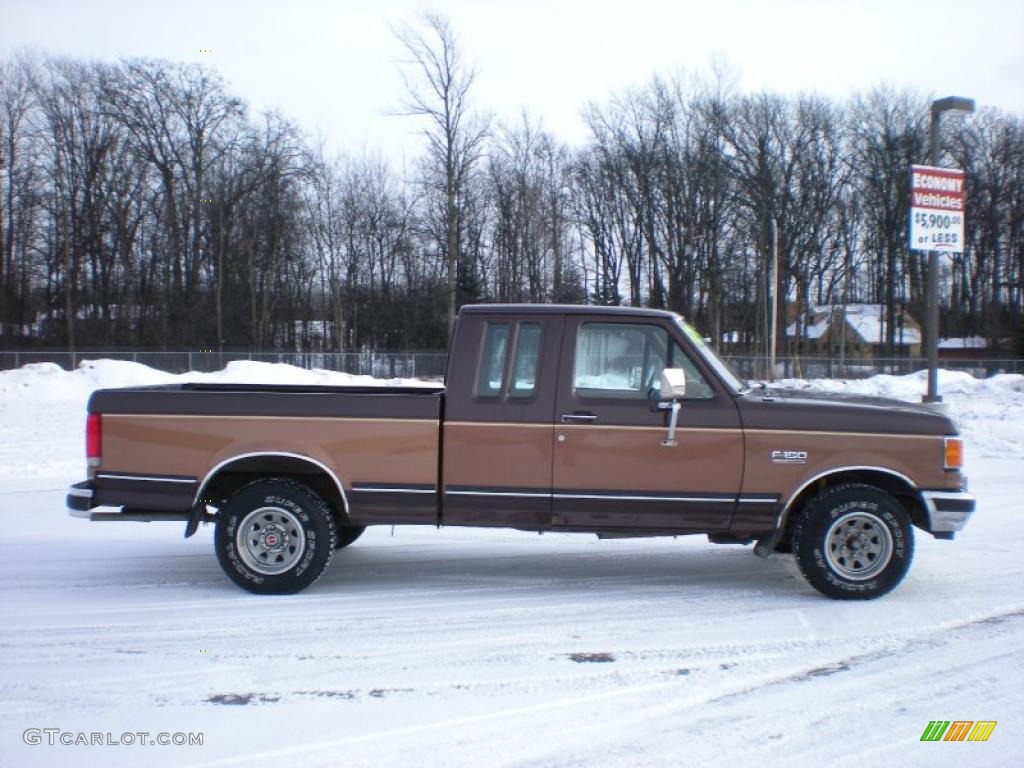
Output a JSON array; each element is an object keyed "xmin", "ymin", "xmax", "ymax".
[{"xmin": 1, "ymin": 361, "xmax": 1022, "ymax": 767}]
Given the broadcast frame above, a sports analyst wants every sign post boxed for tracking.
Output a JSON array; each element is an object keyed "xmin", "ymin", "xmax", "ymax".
[{"xmin": 917, "ymin": 96, "xmax": 973, "ymax": 404}]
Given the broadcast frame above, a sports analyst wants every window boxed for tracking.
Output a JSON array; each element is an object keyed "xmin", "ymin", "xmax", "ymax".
[
  {"xmin": 672, "ymin": 347, "xmax": 715, "ymax": 399},
  {"xmin": 573, "ymin": 323, "xmax": 713, "ymax": 400},
  {"xmin": 476, "ymin": 323, "xmax": 509, "ymax": 398},
  {"xmin": 510, "ymin": 322, "xmax": 542, "ymax": 398},
  {"xmin": 474, "ymin": 321, "xmax": 543, "ymax": 400}
]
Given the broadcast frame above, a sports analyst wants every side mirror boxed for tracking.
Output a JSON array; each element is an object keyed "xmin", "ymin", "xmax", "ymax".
[
  {"xmin": 659, "ymin": 368, "xmax": 687, "ymax": 400},
  {"xmin": 658, "ymin": 368, "xmax": 685, "ymax": 447}
]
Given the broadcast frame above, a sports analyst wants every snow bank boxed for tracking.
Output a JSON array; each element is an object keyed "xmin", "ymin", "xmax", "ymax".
[
  {"xmin": 772, "ymin": 368, "xmax": 1024, "ymax": 400},
  {"xmin": 771, "ymin": 369, "xmax": 1024, "ymax": 462},
  {"xmin": 0, "ymin": 358, "xmax": 436, "ymax": 480},
  {"xmin": 0, "ymin": 358, "xmax": 436, "ymax": 402}
]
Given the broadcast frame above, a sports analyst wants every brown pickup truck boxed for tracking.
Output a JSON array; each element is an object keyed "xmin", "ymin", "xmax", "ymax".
[{"xmin": 67, "ymin": 304, "xmax": 975, "ymax": 599}]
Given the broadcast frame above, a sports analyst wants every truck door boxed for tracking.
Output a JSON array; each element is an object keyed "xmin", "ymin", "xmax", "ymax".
[
  {"xmin": 442, "ymin": 312, "xmax": 562, "ymax": 529},
  {"xmin": 552, "ymin": 316, "xmax": 743, "ymax": 531}
]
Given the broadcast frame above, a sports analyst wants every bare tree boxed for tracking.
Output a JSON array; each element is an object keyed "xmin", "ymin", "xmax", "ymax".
[
  {"xmin": 394, "ymin": 11, "xmax": 489, "ymax": 337},
  {"xmin": 849, "ymin": 88, "xmax": 927, "ymax": 355},
  {"xmin": 951, "ymin": 109, "xmax": 1024, "ymax": 348},
  {"xmin": 3, "ymin": 49, "xmax": 1022, "ymax": 359},
  {"xmin": 0, "ymin": 54, "xmax": 41, "ymax": 338}
]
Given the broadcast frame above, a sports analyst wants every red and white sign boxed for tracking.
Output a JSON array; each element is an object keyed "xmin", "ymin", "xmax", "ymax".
[{"xmin": 909, "ymin": 164, "xmax": 966, "ymax": 252}]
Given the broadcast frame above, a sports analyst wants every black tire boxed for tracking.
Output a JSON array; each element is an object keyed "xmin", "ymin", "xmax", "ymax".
[
  {"xmin": 334, "ymin": 525, "xmax": 366, "ymax": 550},
  {"xmin": 215, "ymin": 478, "xmax": 336, "ymax": 595},
  {"xmin": 792, "ymin": 483, "xmax": 913, "ymax": 600}
]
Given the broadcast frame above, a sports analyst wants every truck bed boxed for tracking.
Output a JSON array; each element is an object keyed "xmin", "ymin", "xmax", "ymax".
[{"xmin": 85, "ymin": 383, "xmax": 445, "ymax": 522}]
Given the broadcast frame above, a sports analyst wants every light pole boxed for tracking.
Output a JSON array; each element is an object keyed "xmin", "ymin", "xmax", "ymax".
[
  {"xmin": 925, "ymin": 96, "xmax": 974, "ymax": 403},
  {"xmin": 770, "ymin": 216, "xmax": 779, "ymax": 380}
]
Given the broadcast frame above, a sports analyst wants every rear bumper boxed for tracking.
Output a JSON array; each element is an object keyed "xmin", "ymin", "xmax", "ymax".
[
  {"xmin": 67, "ymin": 480, "xmax": 192, "ymax": 522},
  {"xmin": 66, "ymin": 481, "xmax": 95, "ymax": 517},
  {"xmin": 921, "ymin": 489, "xmax": 976, "ymax": 534}
]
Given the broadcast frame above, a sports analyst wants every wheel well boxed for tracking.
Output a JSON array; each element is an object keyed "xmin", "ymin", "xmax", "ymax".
[
  {"xmin": 778, "ymin": 469, "xmax": 925, "ymax": 546},
  {"xmin": 198, "ymin": 455, "xmax": 349, "ymax": 525}
]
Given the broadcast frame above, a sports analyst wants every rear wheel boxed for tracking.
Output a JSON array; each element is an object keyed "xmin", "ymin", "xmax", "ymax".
[
  {"xmin": 215, "ymin": 478, "xmax": 336, "ymax": 594},
  {"xmin": 792, "ymin": 483, "xmax": 913, "ymax": 600}
]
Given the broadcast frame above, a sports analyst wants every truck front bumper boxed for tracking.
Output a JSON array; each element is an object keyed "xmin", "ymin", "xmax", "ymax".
[{"xmin": 921, "ymin": 489, "xmax": 976, "ymax": 537}]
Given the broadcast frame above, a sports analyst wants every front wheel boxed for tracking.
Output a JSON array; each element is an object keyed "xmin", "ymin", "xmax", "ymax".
[
  {"xmin": 215, "ymin": 478, "xmax": 336, "ymax": 594},
  {"xmin": 792, "ymin": 483, "xmax": 913, "ymax": 600}
]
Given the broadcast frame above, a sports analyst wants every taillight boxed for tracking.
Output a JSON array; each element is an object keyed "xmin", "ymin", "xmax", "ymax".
[
  {"xmin": 944, "ymin": 436, "xmax": 963, "ymax": 470},
  {"xmin": 86, "ymin": 413, "xmax": 102, "ymax": 467}
]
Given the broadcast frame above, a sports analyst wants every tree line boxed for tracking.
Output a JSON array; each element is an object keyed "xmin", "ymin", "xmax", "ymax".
[{"xmin": 1, "ymin": 19, "xmax": 1022, "ymax": 355}]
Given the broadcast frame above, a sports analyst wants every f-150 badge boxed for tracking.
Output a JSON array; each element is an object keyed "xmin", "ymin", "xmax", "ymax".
[{"xmin": 770, "ymin": 449, "xmax": 808, "ymax": 465}]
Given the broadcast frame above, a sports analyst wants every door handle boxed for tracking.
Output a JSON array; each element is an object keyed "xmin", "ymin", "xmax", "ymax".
[{"xmin": 561, "ymin": 412, "xmax": 597, "ymax": 423}]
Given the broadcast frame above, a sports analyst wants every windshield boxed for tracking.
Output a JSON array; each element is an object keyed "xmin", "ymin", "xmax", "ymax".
[{"xmin": 675, "ymin": 318, "xmax": 749, "ymax": 394}]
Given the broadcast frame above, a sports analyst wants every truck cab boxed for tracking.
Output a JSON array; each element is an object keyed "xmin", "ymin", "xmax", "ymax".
[{"xmin": 442, "ymin": 305, "xmax": 746, "ymax": 533}]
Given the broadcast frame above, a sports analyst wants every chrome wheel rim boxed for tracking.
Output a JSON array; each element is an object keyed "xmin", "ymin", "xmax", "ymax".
[
  {"xmin": 237, "ymin": 506, "xmax": 306, "ymax": 575},
  {"xmin": 825, "ymin": 511, "xmax": 893, "ymax": 580}
]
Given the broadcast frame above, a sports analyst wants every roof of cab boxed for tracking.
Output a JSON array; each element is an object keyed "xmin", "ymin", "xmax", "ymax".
[{"xmin": 459, "ymin": 303, "xmax": 681, "ymax": 319}]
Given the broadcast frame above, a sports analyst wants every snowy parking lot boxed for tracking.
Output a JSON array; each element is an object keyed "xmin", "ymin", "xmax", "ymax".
[{"xmin": 1, "ymin": 362, "xmax": 1022, "ymax": 767}]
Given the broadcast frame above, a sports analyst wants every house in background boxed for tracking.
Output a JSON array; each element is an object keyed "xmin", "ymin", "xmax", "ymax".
[
  {"xmin": 786, "ymin": 304, "xmax": 922, "ymax": 359},
  {"xmin": 937, "ymin": 336, "xmax": 1005, "ymax": 361}
]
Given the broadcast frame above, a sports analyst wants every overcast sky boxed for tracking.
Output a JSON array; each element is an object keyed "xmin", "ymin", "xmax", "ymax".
[{"xmin": 3, "ymin": 0, "xmax": 1022, "ymax": 161}]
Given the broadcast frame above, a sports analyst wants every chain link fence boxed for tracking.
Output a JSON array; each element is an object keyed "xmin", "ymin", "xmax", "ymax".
[
  {"xmin": 722, "ymin": 356, "xmax": 1024, "ymax": 380},
  {"xmin": 0, "ymin": 350, "xmax": 449, "ymax": 380},
  {"xmin": 1, "ymin": 350, "xmax": 1021, "ymax": 381}
]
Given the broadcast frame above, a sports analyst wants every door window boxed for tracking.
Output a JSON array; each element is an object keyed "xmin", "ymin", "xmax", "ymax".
[{"xmin": 573, "ymin": 322, "xmax": 713, "ymax": 400}]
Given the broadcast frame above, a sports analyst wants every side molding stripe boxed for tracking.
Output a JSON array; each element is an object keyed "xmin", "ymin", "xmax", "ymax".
[
  {"xmin": 554, "ymin": 493, "xmax": 734, "ymax": 503},
  {"xmin": 447, "ymin": 490, "xmax": 551, "ymax": 498},
  {"xmin": 353, "ymin": 486, "xmax": 436, "ymax": 495},
  {"xmin": 96, "ymin": 473, "xmax": 196, "ymax": 484},
  {"xmin": 442, "ymin": 488, "xmax": 775, "ymax": 504}
]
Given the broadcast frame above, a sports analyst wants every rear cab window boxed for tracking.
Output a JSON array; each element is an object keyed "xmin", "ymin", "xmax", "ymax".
[
  {"xmin": 474, "ymin": 321, "xmax": 543, "ymax": 401},
  {"xmin": 476, "ymin": 323, "xmax": 510, "ymax": 398},
  {"xmin": 510, "ymin": 322, "xmax": 542, "ymax": 397}
]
